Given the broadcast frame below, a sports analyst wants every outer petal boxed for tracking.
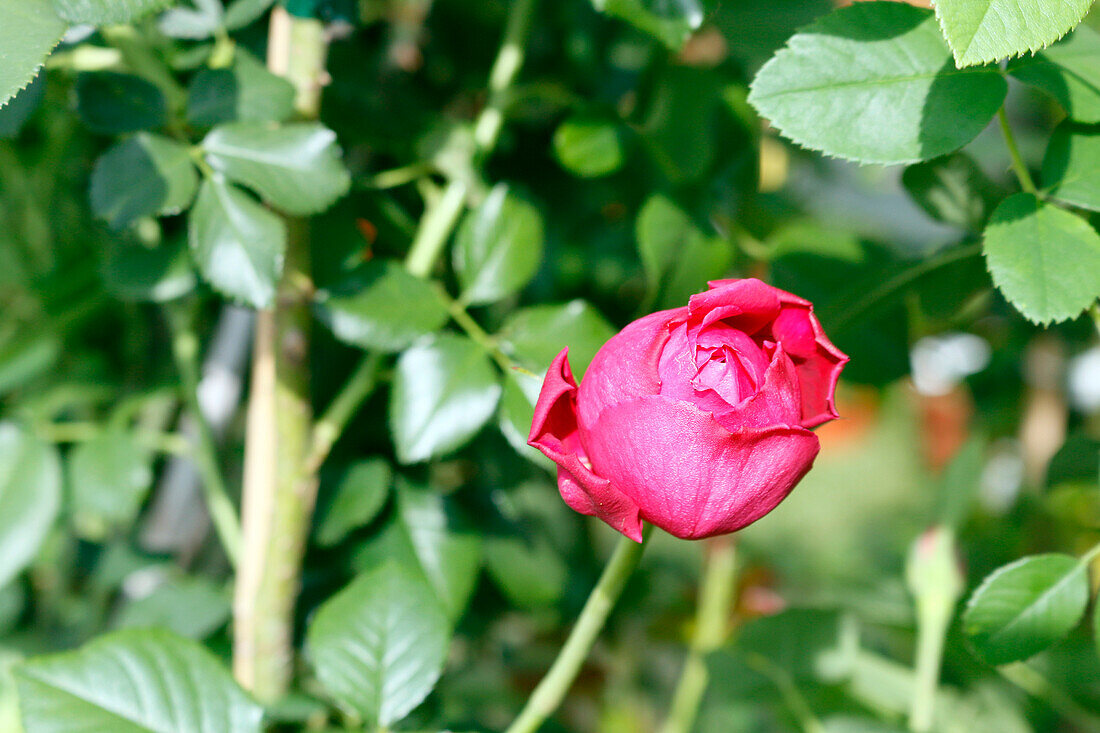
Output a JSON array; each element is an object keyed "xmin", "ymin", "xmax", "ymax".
[
  {"xmin": 576, "ymin": 308, "xmax": 682, "ymax": 433},
  {"xmin": 583, "ymin": 395, "xmax": 819, "ymax": 539},
  {"xmin": 770, "ymin": 292, "xmax": 849, "ymax": 429},
  {"xmin": 528, "ymin": 349, "xmax": 644, "ymax": 541}
]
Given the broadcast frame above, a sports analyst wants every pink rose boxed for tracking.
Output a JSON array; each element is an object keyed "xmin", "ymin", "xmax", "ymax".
[{"xmin": 528, "ymin": 278, "xmax": 848, "ymax": 541}]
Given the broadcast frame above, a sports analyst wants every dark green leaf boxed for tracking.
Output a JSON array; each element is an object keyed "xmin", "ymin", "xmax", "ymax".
[
  {"xmin": 498, "ymin": 300, "xmax": 615, "ymax": 377},
  {"xmin": 390, "ymin": 334, "xmax": 502, "ymax": 464},
  {"xmin": 982, "ymin": 193, "xmax": 1100, "ymax": 324},
  {"xmin": 963, "ymin": 554, "xmax": 1089, "ymax": 665},
  {"xmin": 641, "ymin": 66, "xmax": 723, "ymax": 184},
  {"xmin": 636, "ymin": 194, "xmax": 733, "ymax": 309},
  {"xmin": 0, "ymin": 424, "xmax": 61, "ymax": 590},
  {"xmin": 52, "ymin": 0, "xmax": 171, "ymax": 24},
  {"xmin": 15, "ymin": 628, "xmax": 262, "ymax": 731},
  {"xmin": 113, "ymin": 577, "xmax": 230, "ymax": 640},
  {"xmin": 75, "ymin": 72, "xmax": 167, "ymax": 135},
  {"xmin": 453, "ymin": 184, "xmax": 544, "ymax": 306},
  {"xmin": 591, "ymin": 0, "xmax": 703, "ymax": 51},
  {"xmin": 1043, "ymin": 122, "xmax": 1100, "ymax": 212},
  {"xmin": 0, "ymin": 73, "xmax": 45, "ymax": 138},
  {"xmin": 748, "ymin": 3, "xmax": 1006, "ymax": 165},
  {"xmin": 0, "ymin": 0, "xmax": 65, "ymax": 109},
  {"xmin": 188, "ymin": 176, "xmax": 286, "ymax": 308},
  {"xmin": 315, "ymin": 260, "xmax": 450, "ymax": 352},
  {"xmin": 1009, "ymin": 27, "xmax": 1100, "ymax": 124},
  {"xmin": 553, "ymin": 114, "xmax": 626, "ymax": 178},
  {"xmin": 187, "ymin": 49, "xmax": 295, "ymax": 126},
  {"xmin": 306, "ymin": 562, "xmax": 450, "ymax": 728},
  {"xmin": 314, "ymin": 458, "xmax": 392, "ymax": 547},
  {"xmin": 68, "ymin": 430, "xmax": 154, "ymax": 541},
  {"xmin": 224, "ymin": 0, "xmax": 276, "ymax": 29},
  {"xmin": 202, "ymin": 122, "xmax": 351, "ymax": 216},
  {"xmin": 902, "ymin": 153, "xmax": 998, "ymax": 231},
  {"xmin": 935, "ymin": 0, "xmax": 1092, "ymax": 68},
  {"xmin": 90, "ymin": 134, "xmax": 199, "ymax": 230},
  {"xmin": 101, "ymin": 239, "xmax": 197, "ymax": 302}
]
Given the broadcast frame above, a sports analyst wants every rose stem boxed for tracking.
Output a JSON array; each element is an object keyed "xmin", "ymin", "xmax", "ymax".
[
  {"xmin": 505, "ymin": 526, "xmax": 652, "ymax": 733},
  {"xmin": 658, "ymin": 536, "xmax": 738, "ymax": 733},
  {"xmin": 996, "ymin": 107, "xmax": 1037, "ymax": 195}
]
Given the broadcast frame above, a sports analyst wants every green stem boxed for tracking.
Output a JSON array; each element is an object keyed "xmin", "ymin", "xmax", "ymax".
[
  {"xmin": 304, "ymin": 353, "xmax": 383, "ymax": 477},
  {"xmin": 660, "ymin": 537, "xmax": 738, "ymax": 733},
  {"xmin": 35, "ymin": 421, "xmax": 190, "ymax": 456},
  {"xmin": 1089, "ymin": 303, "xmax": 1100, "ymax": 338},
  {"xmin": 999, "ymin": 663, "xmax": 1100, "ymax": 730},
  {"xmin": 436, "ymin": 285, "xmax": 516, "ymax": 373},
  {"xmin": 404, "ymin": 179, "xmax": 468, "ymax": 278},
  {"xmin": 166, "ymin": 304, "xmax": 243, "ymax": 567},
  {"xmin": 474, "ymin": 0, "xmax": 538, "ymax": 152},
  {"xmin": 908, "ymin": 603, "xmax": 950, "ymax": 731},
  {"xmin": 743, "ymin": 653, "xmax": 827, "ymax": 733},
  {"xmin": 997, "ymin": 107, "xmax": 1037, "ymax": 195},
  {"xmin": 506, "ymin": 528, "xmax": 651, "ymax": 733}
]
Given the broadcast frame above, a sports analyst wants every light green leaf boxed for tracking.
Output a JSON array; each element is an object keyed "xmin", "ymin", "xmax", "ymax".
[
  {"xmin": 1043, "ymin": 122, "xmax": 1100, "ymax": 212},
  {"xmin": 497, "ymin": 370, "xmax": 552, "ymax": 468},
  {"xmin": 52, "ymin": 0, "xmax": 170, "ymax": 24},
  {"xmin": 113, "ymin": 577, "xmax": 230, "ymax": 640},
  {"xmin": 75, "ymin": 72, "xmax": 167, "ymax": 135},
  {"xmin": 748, "ymin": 3, "xmax": 1006, "ymax": 165},
  {"xmin": 15, "ymin": 628, "xmax": 262, "ymax": 732},
  {"xmin": 224, "ymin": 0, "xmax": 275, "ymax": 29},
  {"xmin": 484, "ymin": 532, "xmax": 567, "ymax": 610},
  {"xmin": 498, "ymin": 299, "xmax": 615, "ymax": 378},
  {"xmin": 636, "ymin": 194, "xmax": 733, "ymax": 309},
  {"xmin": 901, "ymin": 153, "xmax": 998, "ymax": 231},
  {"xmin": 157, "ymin": 1, "xmax": 221, "ymax": 39},
  {"xmin": 90, "ymin": 134, "xmax": 199, "ymax": 230},
  {"xmin": 962, "ymin": 554, "xmax": 1089, "ymax": 665},
  {"xmin": 1009, "ymin": 27, "xmax": 1100, "ymax": 124},
  {"xmin": 315, "ymin": 260, "xmax": 450, "ymax": 352},
  {"xmin": 202, "ymin": 122, "xmax": 350, "ymax": 216},
  {"xmin": 592, "ymin": 0, "xmax": 703, "ymax": 51},
  {"xmin": 101, "ymin": 239, "xmax": 196, "ymax": 303},
  {"xmin": 314, "ymin": 458, "xmax": 393, "ymax": 547},
  {"xmin": 389, "ymin": 334, "xmax": 502, "ymax": 464},
  {"xmin": 982, "ymin": 193, "xmax": 1100, "ymax": 324},
  {"xmin": 68, "ymin": 430, "xmax": 154, "ymax": 541},
  {"xmin": 454, "ymin": 184, "xmax": 544, "ymax": 306},
  {"xmin": 188, "ymin": 176, "xmax": 286, "ymax": 308},
  {"xmin": 187, "ymin": 49, "xmax": 295, "ymax": 126},
  {"xmin": 306, "ymin": 562, "xmax": 450, "ymax": 728},
  {"xmin": 935, "ymin": 0, "xmax": 1093, "ymax": 68},
  {"xmin": 0, "ymin": 423, "xmax": 61, "ymax": 590},
  {"xmin": 553, "ymin": 114, "xmax": 626, "ymax": 178},
  {"xmin": 0, "ymin": 0, "xmax": 66, "ymax": 109}
]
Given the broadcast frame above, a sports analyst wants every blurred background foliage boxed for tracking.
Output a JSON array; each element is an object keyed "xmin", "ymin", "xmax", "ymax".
[{"xmin": 1, "ymin": 0, "xmax": 1100, "ymax": 731}]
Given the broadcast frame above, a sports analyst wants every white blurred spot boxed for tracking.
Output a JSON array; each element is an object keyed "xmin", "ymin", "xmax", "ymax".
[
  {"xmin": 910, "ymin": 333, "xmax": 991, "ymax": 396},
  {"xmin": 979, "ymin": 439, "xmax": 1024, "ymax": 514},
  {"xmin": 1067, "ymin": 346, "xmax": 1100, "ymax": 413}
]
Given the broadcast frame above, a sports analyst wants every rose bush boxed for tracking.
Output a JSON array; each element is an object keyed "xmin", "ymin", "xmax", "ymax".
[{"xmin": 529, "ymin": 278, "xmax": 848, "ymax": 541}]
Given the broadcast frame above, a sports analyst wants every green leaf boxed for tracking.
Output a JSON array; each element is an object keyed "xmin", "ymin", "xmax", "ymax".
[
  {"xmin": 224, "ymin": 0, "xmax": 276, "ymax": 29},
  {"xmin": 553, "ymin": 114, "xmax": 626, "ymax": 178},
  {"xmin": 75, "ymin": 72, "xmax": 167, "ymax": 135},
  {"xmin": 306, "ymin": 561, "xmax": 450, "ymax": 728},
  {"xmin": 484, "ymin": 532, "xmax": 567, "ymax": 610},
  {"xmin": 453, "ymin": 184, "xmax": 545, "ymax": 306},
  {"xmin": 934, "ymin": 0, "xmax": 1092, "ymax": 68},
  {"xmin": 748, "ymin": 3, "xmax": 1006, "ymax": 165},
  {"xmin": 498, "ymin": 299, "xmax": 615, "ymax": 378},
  {"xmin": 902, "ymin": 153, "xmax": 998, "ymax": 231},
  {"xmin": 0, "ymin": 423, "xmax": 61, "ymax": 590},
  {"xmin": 314, "ymin": 458, "xmax": 392, "ymax": 547},
  {"xmin": 0, "ymin": 0, "xmax": 66, "ymax": 109},
  {"xmin": 1043, "ymin": 122, "xmax": 1100, "ymax": 212},
  {"xmin": 157, "ymin": 2, "xmax": 221, "ymax": 39},
  {"xmin": 962, "ymin": 554, "xmax": 1090, "ymax": 665},
  {"xmin": 389, "ymin": 334, "xmax": 502, "ymax": 464},
  {"xmin": 592, "ymin": 0, "xmax": 703, "ymax": 51},
  {"xmin": 15, "ymin": 628, "xmax": 262, "ymax": 732},
  {"xmin": 68, "ymin": 430, "xmax": 154, "ymax": 541},
  {"xmin": 202, "ymin": 122, "xmax": 351, "ymax": 216},
  {"xmin": 52, "ymin": 0, "xmax": 170, "ymax": 24},
  {"xmin": 90, "ymin": 134, "xmax": 199, "ymax": 230},
  {"xmin": 188, "ymin": 176, "xmax": 286, "ymax": 308},
  {"xmin": 101, "ymin": 239, "xmax": 196, "ymax": 303},
  {"xmin": 187, "ymin": 49, "xmax": 295, "ymax": 126},
  {"xmin": 315, "ymin": 260, "xmax": 450, "ymax": 352},
  {"xmin": 1009, "ymin": 27, "xmax": 1100, "ymax": 124},
  {"xmin": 0, "ymin": 74, "xmax": 45, "ymax": 138},
  {"xmin": 636, "ymin": 194, "xmax": 733, "ymax": 309},
  {"xmin": 113, "ymin": 577, "xmax": 230, "ymax": 640},
  {"xmin": 982, "ymin": 193, "xmax": 1100, "ymax": 324},
  {"xmin": 497, "ymin": 370, "xmax": 552, "ymax": 468}
]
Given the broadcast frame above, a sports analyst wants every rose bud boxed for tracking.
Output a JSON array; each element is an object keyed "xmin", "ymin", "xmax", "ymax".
[{"xmin": 528, "ymin": 278, "xmax": 848, "ymax": 541}]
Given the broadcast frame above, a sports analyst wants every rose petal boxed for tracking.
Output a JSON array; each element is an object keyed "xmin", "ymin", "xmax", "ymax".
[
  {"xmin": 689, "ymin": 278, "xmax": 782, "ymax": 336},
  {"xmin": 583, "ymin": 395, "xmax": 820, "ymax": 539},
  {"xmin": 577, "ymin": 308, "xmax": 681, "ymax": 432},
  {"xmin": 529, "ymin": 349, "xmax": 644, "ymax": 542},
  {"xmin": 711, "ymin": 343, "xmax": 804, "ymax": 432},
  {"xmin": 770, "ymin": 296, "xmax": 849, "ymax": 428}
]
